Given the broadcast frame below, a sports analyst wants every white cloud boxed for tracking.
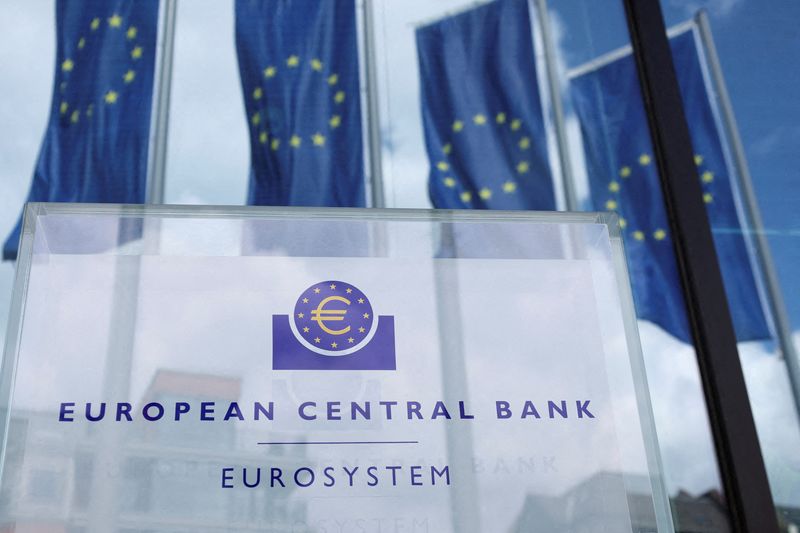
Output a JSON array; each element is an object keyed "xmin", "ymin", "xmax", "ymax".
[{"xmin": 669, "ymin": 0, "xmax": 745, "ymax": 18}]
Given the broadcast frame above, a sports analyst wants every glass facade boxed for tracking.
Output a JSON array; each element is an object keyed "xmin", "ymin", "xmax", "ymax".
[{"xmin": 0, "ymin": 0, "xmax": 797, "ymax": 530}]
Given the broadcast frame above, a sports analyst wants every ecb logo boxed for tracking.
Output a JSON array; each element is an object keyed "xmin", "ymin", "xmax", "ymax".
[{"xmin": 272, "ymin": 281, "xmax": 396, "ymax": 370}]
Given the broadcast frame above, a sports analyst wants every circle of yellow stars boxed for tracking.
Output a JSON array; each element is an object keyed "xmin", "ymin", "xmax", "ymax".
[
  {"xmin": 296, "ymin": 283, "xmax": 370, "ymax": 349},
  {"xmin": 436, "ymin": 111, "xmax": 529, "ymax": 206},
  {"xmin": 605, "ymin": 152, "xmax": 716, "ymax": 242},
  {"xmin": 249, "ymin": 55, "xmax": 345, "ymax": 152},
  {"xmin": 58, "ymin": 13, "xmax": 145, "ymax": 126}
]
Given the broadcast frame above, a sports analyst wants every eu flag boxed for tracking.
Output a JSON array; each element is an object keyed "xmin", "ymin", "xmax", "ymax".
[
  {"xmin": 569, "ymin": 29, "xmax": 770, "ymax": 343},
  {"xmin": 235, "ymin": 0, "xmax": 365, "ymax": 207},
  {"xmin": 2, "ymin": 0, "xmax": 159, "ymax": 261},
  {"xmin": 416, "ymin": 0, "xmax": 555, "ymax": 211}
]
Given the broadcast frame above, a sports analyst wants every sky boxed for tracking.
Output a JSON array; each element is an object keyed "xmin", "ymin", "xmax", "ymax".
[{"xmin": 0, "ymin": 0, "xmax": 798, "ymax": 516}]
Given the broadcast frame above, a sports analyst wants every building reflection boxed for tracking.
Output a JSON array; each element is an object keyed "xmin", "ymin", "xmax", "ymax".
[
  {"xmin": 510, "ymin": 471, "xmax": 800, "ymax": 533},
  {"xmin": 0, "ymin": 370, "xmax": 310, "ymax": 533}
]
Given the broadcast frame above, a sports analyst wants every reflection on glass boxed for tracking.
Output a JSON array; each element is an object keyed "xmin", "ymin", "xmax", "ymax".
[{"xmin": 656, "ymin": 1, "xmax": 800, "ymax": 527}]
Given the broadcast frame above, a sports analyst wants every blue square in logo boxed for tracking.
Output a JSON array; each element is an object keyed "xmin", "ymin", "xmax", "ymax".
[{"xmin": 272, "ymin": 281, "xmax": 396, "ymax": 370}]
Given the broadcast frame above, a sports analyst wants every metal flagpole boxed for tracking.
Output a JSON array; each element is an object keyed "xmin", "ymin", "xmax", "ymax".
[
  {"xmin": 532, "ymin": 0, "xmax": 578, "ymax": 212},
  {"xmin": 86, "ymin": 3, "xmax": 178, "ymax": 531},
  {"xmin": 695, "ymin": 9, "xmax": 800, "ymax": 419},
  {"xmin": 146, "ymin": 0, "xmax": 178, "ymax": 205},
  {"xmin": 434, "ymin": 223, "xmax": 480, "ymax": 533},
  {"xmin": 360, "ymin": 0, "xmax": 385, "ymax": 209}
]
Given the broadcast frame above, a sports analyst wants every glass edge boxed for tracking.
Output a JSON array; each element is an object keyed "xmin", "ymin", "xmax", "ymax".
[
  {"xmin": 32, "ymin": 202, "xmax": 614, "ymax": 226},
  {"xmin": 609, "ymin": 235, "xmax": 676, "ymax": 532},
  {"xmin": 0, "ymin": 203, "xmax": 41, "ymax": 483}
]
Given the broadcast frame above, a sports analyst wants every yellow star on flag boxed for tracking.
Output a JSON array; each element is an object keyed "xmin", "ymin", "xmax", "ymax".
[
  {"xmin": 126, "ymin": 26, "xmax": 137, "ymax": 40},
  {"xmin": 620, "ymin": 166, "xmax": 631, "ymax": 178},
  {"xmin": 473, "ymin": 114, "xmax": 487, "ymax": 125},
  {"xmin": 310, "ymin": 58, "xmax": 323, "ymax": 71},
  {"xmin": 287, "ymin": 55, "xmax": 299, "ymax": 67},
  {"xmin": 519, "ymin": 137, "xmax": 530, "ymax": 150},
  {"xmin": 90, "ymin": 18, "xmax": 100, "ymax": 30},
  {"xmin": 131, "ymin": 46, "xmax": 143, "ymax": 60},
  {"xmin": 123, "ymin": 70, "xmax": 135, "ymax": 83},
  {"xmin": 271, "ymin": 138, "xmax": 280, "ymax": 150},
  {"xmin": 334, "ymin": 91, "xmax": 345, "ymax": 104},
  {"xmin": 609, "ymin": 181, "xmax": 620, "ymax": 192},
  {"xmin": 78, "ymin": 37, "xmax": 85, "ymax": 49},
  {"xmin": 303, "ymin": 327, "xmax": 310, "ymax": 333},
  {"xmin": 701, "ymin": 171, "xmax": 714, "ymax": 183},
  {"xmin": 108, "ymin": 14, "xmax": 122, "ymax": 28},
  {"xmin": 443, "ymin": 177, "xmax": 456, "ymax": 188},
  {"xmin": 259, "ymin": 132, "xmax": 268, "ymax": 144},
  {"xmin": 70, "ymin": 110, "xmax": 80, "ymax": 123},
  {"xmin": 704, "ymin": 193, "xmax": 713, "ymax": 203},
  {"xmin": 312, "ymin": 133, "xmax": 326, "ymax": 147},
  {"xmin": 437, "ymin": 161, "xmax": 449, "ymax": 171},
  {"xmin": 290, "ymin": 135, "xmax": 301, "ymax": 148},
  {"xmin": 251, "ymin": 112, "xmax": 261, "ymax": 126},
  {"xmin": 502, "ymin": 181, "xmax": 517, "ymax": 193},
  {"xmin": 460, "ymin": 191, "xmax": 472, "ymax": 203},
  {"xmin": 253, "ymin": 87, "xmax": 263, "ymax": 100},
  {"xmin": 363, "ymin": 313, "xmax": 370, "ymax": 319},
  {"xmin": 619, "ymin": 218, "xmax": 627, "ymax": 229},
  {"xmin": 633, "ymin": 230, "xmax": 645, "ymax": 241},
  {"xmin": 60, "ymin": 102, "xmax": 68, "ymax": 114},
  {"xmin": 443, "ymin": 143, "xmax": 452, "ymax": 155},
  {"xmin": 297, "ymin": 312, "xmax": 304, "ymax": 318},
  {"xmin": 330, "ymin": 283, "xmax": 337, "ymax": 289},
  {"xmin": 452, "ymin": 120, "xmax": 464, "ymax": 132},
  {"xmin": 264, "ymin": 66, "xmax": 276, "ymax": 78},
  {"xmin": 302, "ymin": 298, "xmax": 309, "ymax": 303},
  {"xmin": 346, "ymin": 288, "xmax": 352, "ymax": 293},
  {"xmin": 495, "ymin": 112, "xmax": 506, "ymax": 124},
  {"xmin": 329, "ymin": 115, "xmax": 341, "ymax": 128},
  {"xmin": 327, "ymin": 74, "xmax": 338, "ymax": 85},
  {"xmin": 694, "ymin": 154, "xmax": 703, "ymax": 166},
  {"xmin": 348, "ymin": 337, "xmax": 355, "ymax": 343},
  {"xmin": 605, "ymin": 199, "xmax": 618, "ymax": 210},
  {"xmin": 358, "ymin": 327, "xmax": 365, "ymax": 333},
  {"xmin": 314, "ymin": 287, "xmax": 321, "ymax": 293},
  {"xmin": 479, "ymin": 188, "xmax": 492, "ymax": 200},
  {"xmin": 62, "ymin": 58, "xmax": 74, "ymax": 72},
  {"xmin": 315, "ymin": 337, "xmax": 321, "ymax": 343},
  {"xmin": 638, "ymin": 153, "xmax": 651, "ymax": 166},
  {"xmin": 653, "ymin": 229, "xmax": 667, "ymax": 240},
  {"xmin": 104, "ymin": 90, "xmax": 118, "ymax": 104},
  {"xmin": 516, "ymin": 161, "xmax": 529, "ymax": 174},
  {"xmin": 331, "ymin": 342, "xmax": 338, "ymax": 348},
  {"xmin": 510, "ymin": 118, "xmax": 521, "ymax": 131}
]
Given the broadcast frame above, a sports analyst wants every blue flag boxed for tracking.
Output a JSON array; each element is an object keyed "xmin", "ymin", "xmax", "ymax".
[
  {"xmin": 235, "ymin": 0, "xmax": 365, "ymax": 207},
  {"xmin": 417, "ymin": 0, "xmax": 555, "ymax": 211},
  {"xmin": 569, "ymin": 29, "xmax": 770, "ymax": 343},
  {"xmin": 2, "ymin": 1, "xmax": 158, "ymax": 261}
]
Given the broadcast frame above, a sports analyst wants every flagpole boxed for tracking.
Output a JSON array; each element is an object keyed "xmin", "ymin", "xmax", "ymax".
[
  {"xmin": 87, "ymin": 4, "xmax": 178, "ymax": 531},
  {"xmin": 532, "ymin": 0, "xmax": 578, "ymax": 212},
  {"xmin": 360, "ymin": 0, "xmax": 385, "ymax": 208},
  {"xmin": 146, "ymin": 0, "xmax": 178, "ymax": 205},
  {"xmin": 695, "ymin": 9, "xmax": 800, "ymax": 419}
]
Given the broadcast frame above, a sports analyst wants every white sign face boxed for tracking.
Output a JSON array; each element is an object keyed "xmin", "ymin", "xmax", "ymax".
[{"xmin": 0, "ymin": 205, "xmax": 669, "ymax": 533}]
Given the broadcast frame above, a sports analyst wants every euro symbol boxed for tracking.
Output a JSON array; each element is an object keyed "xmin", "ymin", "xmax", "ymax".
[{"xmin": 311, "ymin": 296, "xmax": 351, "ymax": 335}]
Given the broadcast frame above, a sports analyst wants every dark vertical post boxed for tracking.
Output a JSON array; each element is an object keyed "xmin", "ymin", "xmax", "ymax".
[{"xmin": 621, "ymin": 1, "xmax": 779, "ymax": 532}]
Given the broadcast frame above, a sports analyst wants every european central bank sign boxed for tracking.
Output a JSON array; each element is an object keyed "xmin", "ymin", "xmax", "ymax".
[{"xmin": 0, "ymin": 205, "xmax": 664, "ymax": 533}]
